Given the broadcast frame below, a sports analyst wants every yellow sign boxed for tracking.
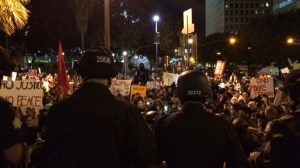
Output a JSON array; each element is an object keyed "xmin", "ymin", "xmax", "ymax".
[{"xmin": 130, "ymin": 85, "xmax": 147, "ymax": 101}]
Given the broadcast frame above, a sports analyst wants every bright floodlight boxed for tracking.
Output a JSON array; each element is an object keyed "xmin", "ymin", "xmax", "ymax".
[
  {"xmin": 287, "ymin": 38, "xmax": 294, "ymax": 44},
  {"xmin": 229, "ymin": 37, "xmax": 236, "ymax": 44},
  {"xmin": 153, "ymin": 15, "xmax": 159, "ymax": 22}
]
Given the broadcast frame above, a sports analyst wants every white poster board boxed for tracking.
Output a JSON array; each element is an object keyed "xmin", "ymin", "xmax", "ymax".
[
  {"xmin": 163, "ymin": 72, "xmax": 179, "ymax": 86},
  {"xmin": 0, "ymin": 80, "xmax": 44, "ymax": 107},
  {"xmin": 109, "ymin": 79, "xmax": 132, "ymax": 96},
  {"xmin": 146, "ymin": 81, "xmax": 157, "ymax": 90},
  {"xmin": 280, "ymin": 67, "xmax": 290, "ymax": 74},
  {"xmin": 249, "ymin": 77, "xmax": 274, "ymax": 98}
]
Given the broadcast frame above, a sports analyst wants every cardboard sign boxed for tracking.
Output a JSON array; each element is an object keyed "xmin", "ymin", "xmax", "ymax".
[
  {"xmin": 130, "ymin": 85, "xmax": 147, "ymax": 101},
  {"xmin": 0, "ymin": 80, "xmax": 44, "ymax": 107},
  {"xmin": 249, "ymin": 77, "xmax": 274, "ymax": 98},
  {"xmin": 109, "ymin": 79, "xmax": 132, "ymax": 96}
]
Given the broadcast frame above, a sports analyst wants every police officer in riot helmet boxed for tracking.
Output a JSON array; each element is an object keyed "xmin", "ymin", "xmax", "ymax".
[
  {"xmin": 248, "ymin": 69, "xmax": 300, "ymax": 168},
  {"xmin": 32, "ymin": 46, "xmax": 156, "ymax": 168},
  {"xmin": 154, "ymin": 70, "xmax": 246, "ymax": 168}
]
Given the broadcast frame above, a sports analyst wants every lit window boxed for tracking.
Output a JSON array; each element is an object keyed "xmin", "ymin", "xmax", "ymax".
[
  {"xmin": 266, "ymin": 2, "xmax": 269, "ymax": 7},
  {"xmin": 225, "ymin": 4, "xmax": 229, "ymax": 8}
]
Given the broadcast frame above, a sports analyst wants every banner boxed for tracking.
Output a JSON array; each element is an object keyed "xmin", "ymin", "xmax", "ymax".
[
  {"xmin": 214, "ymin": 60, "xmax": 226, "ymax": 76},
  {"xmin": 0, "ymin": 80, "xmax": 44, "ymax": 107},
  {"xmin": 56, "ymin": 41, "xmax": 70, "ymax": 94},
  {"xmin": 109, "ymin": 79, "xmax": 132, "ymax": 96},
  {"xmin": 163, "ymin": 72, "xmax": 179, "ymax": 86},
  {"xmin": 130, "ymin": 85, "xmax": 147, "ymax": 101},
  {"xmin": 249, "ymin": 77, "xmax": 274, "ymax": 98}
]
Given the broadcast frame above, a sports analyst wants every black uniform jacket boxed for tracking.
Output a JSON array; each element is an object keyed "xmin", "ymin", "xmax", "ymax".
[
  {"xmin": 155, "ymin": 102, "xmax": 246, "ymax": 168},
  {"xmin": 36, "ymin": 82, "xmax": 157, "ymax": 168}
]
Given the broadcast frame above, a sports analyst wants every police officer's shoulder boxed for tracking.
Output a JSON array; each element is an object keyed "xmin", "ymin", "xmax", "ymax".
[
  {"xmin": 114, "ymin": 97, "xmax": 141, "ymax": 113},
  {"xmin": 156, "ymin": 111, "xmax": 183, "ymax": 128}
]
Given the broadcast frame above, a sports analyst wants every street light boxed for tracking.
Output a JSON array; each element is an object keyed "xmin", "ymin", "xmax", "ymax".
[
  {"xmin": 229, "ymin": 37, "xmax": 237, "ymax": 45},
  {"xmin": 153, "ymin": 15, "xmax": 159, "ymax": 77},
  {"xmin": 123, "ymin": 51, "xmax": 127, "ymax": 79},
  {"xmin": 188, "ymin": 38, "xmax": 193, "ymax": 66},
  {"xmin": 286, "ymin": 37, "xmax": 300, "ymax": 45},
  {"xmin": 133, "ymin": 55, "xmax": 138, "ymax": 66},
  {"xmin": 287, "ymin": 37, "xmax": 294, "ymax": 44}
]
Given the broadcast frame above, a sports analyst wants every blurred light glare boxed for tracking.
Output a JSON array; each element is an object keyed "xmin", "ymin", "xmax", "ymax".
[
  {"xmin": 153, "ymin": 15, "xmax": 159, "ymax": 22},
  {"xmin": 287, "ymin": 38, "xmax": 294, "ymax": 44},
  {"xmin": 229, "ymin": 37, "xmax": 236, "ymax": 44}
]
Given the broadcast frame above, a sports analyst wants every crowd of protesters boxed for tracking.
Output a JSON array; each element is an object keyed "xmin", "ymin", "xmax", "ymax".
[{"xmin": 1, "ymin": 46, "xmax": 300, "ymax": 167}]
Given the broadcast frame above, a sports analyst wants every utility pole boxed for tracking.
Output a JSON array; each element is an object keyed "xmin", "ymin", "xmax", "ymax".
[{"xmin": 104, "ymin": 0, "xmax": 110, "ymax": 50}]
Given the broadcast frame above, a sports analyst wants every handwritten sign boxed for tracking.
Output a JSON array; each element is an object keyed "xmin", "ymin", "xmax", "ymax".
[
  {"xmin": 249, "ymin": 77, "xmax": 274, "ymax": 98},
  {"xmin": 163, "ymin": 72, "xmax": 179, "ymax": 86},
  {"xmin": 0, "ymin": 80, "xmax": 44, "ymax": 107},
  {"xmin": 109, "ymin": 79, "xmax": 132, "ymax": 96},
  {"xmin": 130, "ymin": 85, "xmax": 147, "ymax": 101}
]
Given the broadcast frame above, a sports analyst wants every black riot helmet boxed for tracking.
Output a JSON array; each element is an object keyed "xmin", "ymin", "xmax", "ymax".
[
  {"xmin": 76, "ymin": 46, "xmax": 118, "ymax": 79},
  {"xmin": 281, "ymin": 69, "xmax": 300, "ymax": 102},
  {"xmin": 176, "ymin": 70, "xmax": 213, "ymax": 102}
]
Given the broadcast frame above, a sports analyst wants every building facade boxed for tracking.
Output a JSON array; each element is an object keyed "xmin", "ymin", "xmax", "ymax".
[
  {"xmin": 273, "ymin": 0, "xmax": 300, "ymax": 14},
  {"xmin": 206, "ymin": 0, "xmax": 273, "ymax": 36}
]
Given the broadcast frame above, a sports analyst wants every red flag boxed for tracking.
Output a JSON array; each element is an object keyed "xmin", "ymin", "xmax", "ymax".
[{"xmin": 57, "ymin": 41, "xmax": 70, "ymax": 95}]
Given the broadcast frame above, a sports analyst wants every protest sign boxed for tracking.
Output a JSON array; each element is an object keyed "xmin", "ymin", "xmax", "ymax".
[
  {"xmin": 130, "ymin": 85, "xmax": 147, "ymax": 101},
  {"xmin": 28, "ymin": 69, "xmax": 38, "ymax": 79},
  {"xmin": 11, "ymin": 72, "xmax": 17, "ymax": 81},
  {"xmin": 0, "ymin": 80, "xmax": 44, "ymax": 107},
  {"xmin": 214, "ymin": 60, "xmax": 226, "ymax": 77},
  {"xmin": 280, "ymin": 67, "xmax": 290, "ymax": 74},
  {"xmin": 109, "ymin": 79, "xmax": 132, "ymax": 96},
  {"xmin": 163, "ymin": 72, "xmax": 179, "ymax": 86},
  {"xmin": 249, "ymin": 77, "xmax": 274, "ymax": 98},
  {"xmin": 146, "ymin": 81, "xmax": 157, "ymax": 90}
]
